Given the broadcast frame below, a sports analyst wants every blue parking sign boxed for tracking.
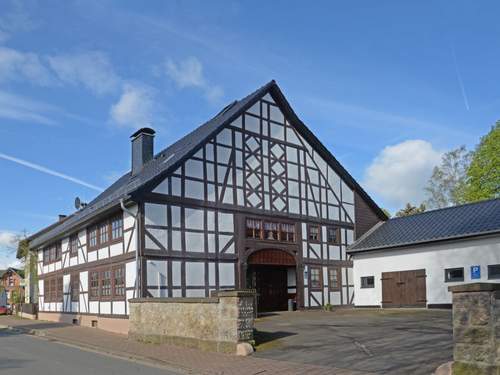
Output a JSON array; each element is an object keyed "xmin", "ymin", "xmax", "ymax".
[{"xmin": 471, "ymin": 265, "xmax": 481, "ymax": 279}]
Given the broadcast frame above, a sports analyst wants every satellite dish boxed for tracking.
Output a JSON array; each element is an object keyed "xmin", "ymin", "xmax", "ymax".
[{"xmin": 74, "ymin": 197, "xmax": 81, "ymax": 210}]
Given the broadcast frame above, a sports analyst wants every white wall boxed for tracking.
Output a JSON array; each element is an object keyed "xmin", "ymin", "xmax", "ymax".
[{"xmin": 352, "ymin": 235, "xmax": 500, "ymax": 306}]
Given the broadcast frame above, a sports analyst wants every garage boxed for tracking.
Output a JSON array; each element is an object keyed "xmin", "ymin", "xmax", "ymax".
[
  {"xmin": 381, "ymin": 269, "xmax": 426, "ymax": 307},
  {"xmin": 348, "ymin": 199, "xmax": 500, "ymax": 307}
]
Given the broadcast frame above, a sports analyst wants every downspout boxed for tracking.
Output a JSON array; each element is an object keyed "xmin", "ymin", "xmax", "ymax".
[{"xmin": 120, "ymin": 198, "xmax": 140, "ymax": 299}]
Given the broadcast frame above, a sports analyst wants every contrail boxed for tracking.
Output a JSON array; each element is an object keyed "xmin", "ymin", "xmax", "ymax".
[
  {"xmin": 450, "ymin": 44, "xmax": 470, "ymax": 111},
  {"xmin": 0, "ymin": 152, "xmax": 104, "ymax": 192}
]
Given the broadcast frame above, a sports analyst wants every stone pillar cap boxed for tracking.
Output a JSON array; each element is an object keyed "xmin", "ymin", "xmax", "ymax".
[{"xmin": 448, "ymin": 282, "xmax": 500, "ymax": 293}]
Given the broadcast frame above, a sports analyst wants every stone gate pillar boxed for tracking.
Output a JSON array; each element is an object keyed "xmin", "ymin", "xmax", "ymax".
[{"xmin": 448, "ymin": 283, "xmax": 500, "ymax": 375}]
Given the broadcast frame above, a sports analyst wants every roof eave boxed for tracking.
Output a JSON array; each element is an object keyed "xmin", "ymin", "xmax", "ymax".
[{"xmin": 348, "ymin": 228, "xmax": 500, "ymax": 255}]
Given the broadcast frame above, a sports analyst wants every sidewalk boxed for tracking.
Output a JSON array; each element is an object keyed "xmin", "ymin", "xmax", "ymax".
[{"xmin": 0, "ymin": 316, "xmax": 373, "ymax": 375}]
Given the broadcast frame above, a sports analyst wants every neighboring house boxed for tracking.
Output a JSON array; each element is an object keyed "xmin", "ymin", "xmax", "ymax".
[
  {"xmin": 0, "ymin": 268, "xmax": 25, "ymax": 304},
  {"xmin": 28, "ymin": 81, "xmax": 386, "ymax": 333},
  {"xmin": 348, "ymin": 199, "xmax": 500, "ymax": 308}
]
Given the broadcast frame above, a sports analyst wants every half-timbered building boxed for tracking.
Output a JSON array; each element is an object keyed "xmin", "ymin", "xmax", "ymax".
[{"xmin": 29, "ymin": 81, "xmax": 386, "ymax": 332}]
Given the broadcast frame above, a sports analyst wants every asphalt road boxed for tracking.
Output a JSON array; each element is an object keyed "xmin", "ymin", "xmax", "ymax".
[
  {"xmin": 0, "ymin": 328, "xmax": 182, "ymax": 375},
  {"xmin": 254, "ymin": 309, "xmax": 453, "ymax": 375}
]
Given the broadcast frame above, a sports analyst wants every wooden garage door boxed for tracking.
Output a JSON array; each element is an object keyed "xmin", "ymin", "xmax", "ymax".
[{"xmin": 381, "ymin": 269, "xmax": 426, "ymax": 308}]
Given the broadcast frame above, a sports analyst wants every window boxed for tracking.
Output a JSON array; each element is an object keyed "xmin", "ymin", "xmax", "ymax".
[
  {"xmin": 88, "ymin": 226, "xmax": 98, "ymax": 249},
  {"xmin": 70, "ymin": 273, "xmax": 79, "ymax": 302},
  {"xmin": 361, "ymin": 276, "xmax": 375, "ymax": 288},
  {"xmin": 309, "ymin": 267, "xmax": 322, "ymax": 290},
  {"xmin": 100, "ymin": 270, "xmax": 112, "ymax": 298},
  {"xmin": 89, "ymin": 271, "xmax": 99, "ymax": 299},
  {"xmin": 43, "ymin": 247, "xmax": 50, "ymax": 264},
  {"xmin": 263, "ymin": 222, "xmax": 278, "ymax": 240},
  {"xmin": 43, "ymin": 242, "xmax": 62, "ymax": 264},
  {"xmin": 99, "ymin": 222, "xmax": 109, "ymax": 245},
  {"xmin": 246, "ymin": 219, "xmax": 261, "ymax": 239},
  {"xmin": 327, "ymin": 227, "xmax": 340, "ymax": 245},
  {"xmin": 55, "ymin": 242, "xmax": 62, "ymax": 261},
  {"xmin": 49, "ymin": 245, "xmax": 56, "ymax": 262},
  {"xmin": 69, "ymin": 234, "xmax": 78, "ymax": 257},
  {"xmin": 111, "ymin": 216, "xmax": 123, "ymax": 240},
  {"xmin": 88, "ymin": 214, "xmax": 123, "ymax": 251},
  {"xmin": 8, "ymin": 275, "xmax": 14, "ymax": 287},
  {"xmin": 308, "ymin": 225, "xmax": 320, "ymax": 242},
  {"xmin": 113, "ymin": 266, "xmax": 125, "ymax": 297},
  {"xmin": 89, "ymin": 266, "xmax": 126, "ymax": 301},
  {"xmin": 328, "ymin": 268, "xmax": 341, "ymax": 291},
  {"xmin": 281, "ymin": 223, "xmax": 295, "ymax": 242},
  {"xmin": 56, "ymin": 277, "xmax": 63, "ymax": 302},
  {"xmin": 488, "ymin": 264, "xmax": 500, "ymax": 280},
  {"xmin": 445, "ymin": 268, "xmax": 464, "ymax": 282}
]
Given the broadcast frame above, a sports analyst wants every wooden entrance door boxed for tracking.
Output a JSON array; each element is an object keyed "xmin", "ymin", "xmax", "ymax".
[
  {"xmin": 249, "ymin": 266, "xmax": 288, "ymax": 312},
  {"xmin": 381, "ymin": 269, "xmax": 426, "ymax": 307}
]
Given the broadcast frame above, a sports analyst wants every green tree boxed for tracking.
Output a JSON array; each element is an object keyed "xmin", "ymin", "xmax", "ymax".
[
  {"xmin": 395, "ymin": 203, "xmax": 426, "ymax": 217},
  {"xmin": 381, "ymin": 208, "xmax": 392, "ymax": 219},
  {"xmin": 463, "ymin": 122, "xmax": 500, "ymax": 202},
  {"xmin": 424, "ymin": 146, "xmax": 472, "ymax": 209}
]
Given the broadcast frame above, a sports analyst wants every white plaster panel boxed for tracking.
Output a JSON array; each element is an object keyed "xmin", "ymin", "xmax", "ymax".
[
  {"xmin": 71, "ymin": 302, "xmax": 78, "ymax": 313},
  {"xmin": 311, "ymin": 292, "xmax": 322, "ymax": 307},
  {"xmin": 186, "ymin": 262, "xmax": 205, "ymax": 286},
  {"xmin": 123, "ymin": 204, "xmax": 138, "ymax": 230},
  {"xmin": 98, "ymin": 247, "xmax": 109, "ymax": 260},
  {"xmin": 87, "ymin": 250, "xmax": 97, "ymax": 263},
  {"xmin": 352, "ymin": 236, "xmax": 500, "ymax": 306},
  {"xmin": 63, "ymin": 274, "xmax": 71, "ymax": 293},
  {"xmin": 89, "ymin": 301, "xmax": 99, "ymax": 314},
  {"xmin": 304, "ymin": 287, "xmax": 309, "ymax": 307},
  {"xmin": 219, "ymin": 263, "xmax": 235, "ymax": 286},
  {"xmin": 146, "ymin": 260, "xmax": 167, "ymax": 287},
  {"xmin": 69, "ymin": 256, "xmax": 78, "ymax": 267},
  {"xmin": 330, "ymin": 292, "xmax": 341, "ymax": 305},
  {"xmin": 209, "ymin": 262, "xmax": 216, "ymax": 286},
  {"xmin": 186, "ymin": 289, "xmax": 205, "ymax": 297},
  {"xmin": 100, "ymin": 301, "xmax": 111, "ymax": 315},
  {"xmin": 113, "ymin": 301, "xmax": 126, "ymax": 315},
  {"xmin": 172, "ymin": 261, "xmax": 181, "ymax": 286},
  {"xmin": 80, "ymin": 271, "xmax": 88, "ymax": 292},
  {"xmin": 109, "ymin": 242, "xmax": 122, "ymax": 257},
  {"xmin": 126, "ymin": 261, "xmax": 136, "ymax": 288},
  {"xmin": 79, "ymin": 293, "xmax": 88, "ymax": 313},
  {"xmin": 38, "ymin": 280, "xmax": 44, "ymax": 295},
  {"xmin": 172, "ymin": 289, "xmax": 182, "ymax": 297}
]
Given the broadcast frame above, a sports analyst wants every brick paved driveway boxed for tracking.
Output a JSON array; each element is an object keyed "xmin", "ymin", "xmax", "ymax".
[{"xmin": 253, "ymin": 308, "xmax": 453, "ymax": 375}]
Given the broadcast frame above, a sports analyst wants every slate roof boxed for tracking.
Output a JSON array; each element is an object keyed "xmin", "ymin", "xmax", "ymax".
[
  {"xmin": 0, "ymin": 268, "xmax": 24, "ymax": 279},
  {"xmin": 29, "ymin": 80, "xmax": 386, "ymax": 249},
  {"xmin": 348, "ymin": 198, "xmax": 500, "ymax": 254}
]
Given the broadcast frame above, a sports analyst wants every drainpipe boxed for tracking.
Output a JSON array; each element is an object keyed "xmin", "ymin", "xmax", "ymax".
[{"xmin": 120, "ymin": 198, "xmax": 140, "ymax": 299}]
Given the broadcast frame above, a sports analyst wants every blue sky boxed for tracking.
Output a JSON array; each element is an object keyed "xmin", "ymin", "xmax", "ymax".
[{"xmin": 1, "ymin": 1, "xmax": 499, "ymax": 267}]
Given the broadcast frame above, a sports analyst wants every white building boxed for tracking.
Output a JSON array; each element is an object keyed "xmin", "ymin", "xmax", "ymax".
[{"xmin": 348, "ymin": 199, "xmax": 500, "ymax": 308}]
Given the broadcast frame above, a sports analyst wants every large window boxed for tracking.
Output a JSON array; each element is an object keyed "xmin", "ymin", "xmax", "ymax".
[
  {"xmin": 43, "ymin": 276, "xmax": 63, "ymax": 302},
  {"xmin": 111, "ymin": 216, "xmax": 123, "ymax": 240},
  {"xmin": 113, "ymin": 266, "xmax": 125, "ymax": 297},
  {"xmin": 43, "ymin": 241, "xmax": 62, "ymax": 265},
  {"xmin": 308, "ymin": 225, "xmax": 320, "ymax": 242},
  {"xmin": 245, "ymin": 218, "xmax": 295, "ymax": 242},
  {"xmin": 361, "ymin": 276, "xmax": 375, "ymax": 288},
  {"xmin": 445, "ymin": 268, "xmax": 464, "ymax": 282},
  {"xmin": 328, "ymin": 267, "xmax": 341, "ymax": 291},
  {"xmin": 488, "ymin": 264, "xmax": 500, "ymax": 280},
  {"xmin": 89, "ymin": 265, "xmax": 126, "ymax": 300},
  {"xmin": 69, "ymin": 234, "xmax": 78, "ymax": 257},
  {"xmin": 70, "ymin": 273, "xmax": 79, "ymax": 302},
  {"xmin": 87, "ymin": 214, "xmax": 123, "ymax": 251},
  {"xmin": 89, "ymin": 271, "xmax": 99, "ymax": 299},
  {"xmin": 327, "ymin": 227, "xmax": 340, "ymax": 245},
  {"xmin": 309, "ymin": 266, "xmax": 322, "ymax": 290}
]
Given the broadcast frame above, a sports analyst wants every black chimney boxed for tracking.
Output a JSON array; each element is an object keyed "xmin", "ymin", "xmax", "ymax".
[{"xmin": 131, "ymin": 127, "xmax": 155, "ymax": 175}]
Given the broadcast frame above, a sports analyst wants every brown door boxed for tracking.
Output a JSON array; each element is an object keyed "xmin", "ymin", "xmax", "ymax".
[
  {"xmin": 381, "ymin": 269, "xmax": 426, "ymax": 308},
  {"xmin": 249, "ymin": 266, "xmax": 288, "ymax": 312}
]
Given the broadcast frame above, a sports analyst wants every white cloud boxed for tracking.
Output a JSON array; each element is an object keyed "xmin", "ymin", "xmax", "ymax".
[
  {"xmin": 0, "ymin": 0, "xmax": 39, "ymax": 44},
  {"xmin": 0, "ymin": 90, "xmax": 58, "ymax": 125},
  {"xmin": 165, "ymin": 57, "xmax": 223, "ymax": 102},
  {"xmin": 47, "ymin": 51, "xmax": 120, "ymax": 95},
  {"xmin": 110, "ymin": 83, "xmax": 155, "ymax": 129},
  {"xmin": 0, "ymin": 230, "xmax": 18, "ymax": 249},
  {"xmin": 363, "ymin": 140, "xmax": 443, "ymax": 209},
  {"xmin": 0, "ymin": 46, "xmax": 53, "ymax": 85}
]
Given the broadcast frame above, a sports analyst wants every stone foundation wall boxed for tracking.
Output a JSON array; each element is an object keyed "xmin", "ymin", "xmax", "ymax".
[
  {"xmin": 128, "ymin": 290, "xmax": 255, "ymax": 353},
  {"xmin": 449, "ymin": 283, "xmax": 500, "ymax": 375},
  {"xmin": 38, "ymin": 312, "xmax": 130, "ymax": 334}
]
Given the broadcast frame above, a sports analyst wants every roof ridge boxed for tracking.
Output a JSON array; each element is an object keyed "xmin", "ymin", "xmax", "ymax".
[{"xmin": 390, "ymin": 197, "xmax": 500, "ymax": 221}]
